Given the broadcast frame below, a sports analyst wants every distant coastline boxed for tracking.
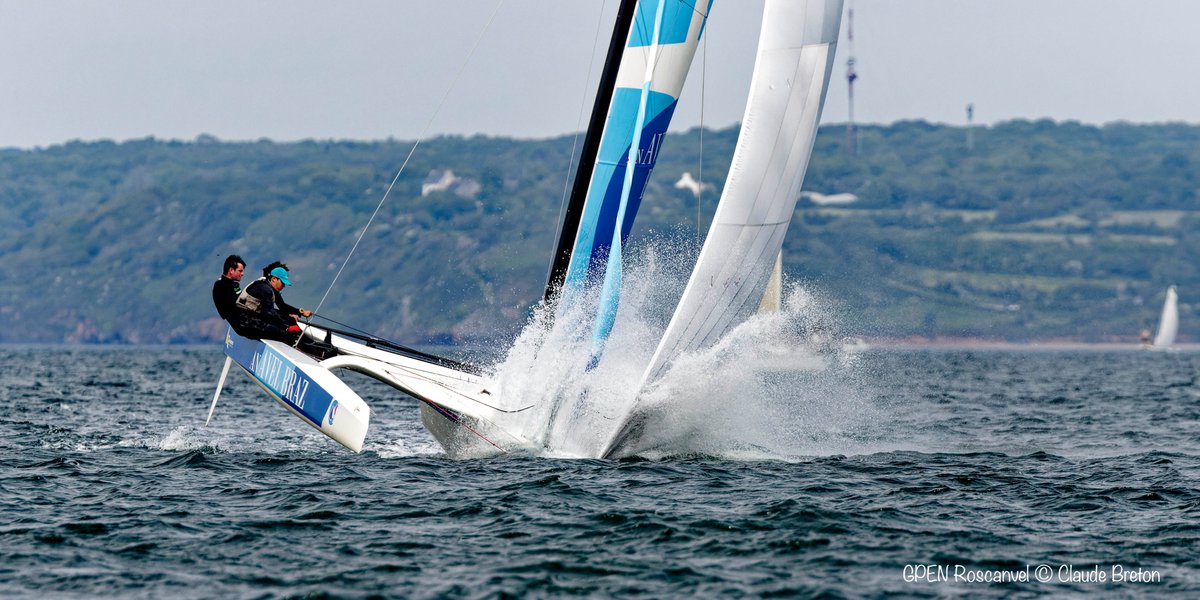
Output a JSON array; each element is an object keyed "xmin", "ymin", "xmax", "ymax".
[
  {"xmin": 859, "ymin": 338, "xmax": 1197, "ymax": 351},
  {"xmin": 0, "ymin": 122, "xmax": 1194, "ymax": 345}
]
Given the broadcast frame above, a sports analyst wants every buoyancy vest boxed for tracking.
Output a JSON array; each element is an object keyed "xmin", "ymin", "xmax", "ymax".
[{"xmin": 235, "ymin": 277, "xmax": 269, "ymax": 313}]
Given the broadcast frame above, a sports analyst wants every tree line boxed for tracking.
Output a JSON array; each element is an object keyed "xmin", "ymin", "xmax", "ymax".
[{"xmin": 0, "ymin": 118, "xmax": 1195, "ymax": 344}]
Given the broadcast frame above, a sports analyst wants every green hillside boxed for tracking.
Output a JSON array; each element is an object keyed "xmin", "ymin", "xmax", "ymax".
[{"xmin": 1, "ymin": 119, "xmax": 1195, "ymax": 344}]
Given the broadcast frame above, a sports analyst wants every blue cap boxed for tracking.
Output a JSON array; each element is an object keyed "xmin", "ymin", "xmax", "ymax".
[{"xmin": 269, "ymin": 267, "xmax": 292, "ymax": 286}]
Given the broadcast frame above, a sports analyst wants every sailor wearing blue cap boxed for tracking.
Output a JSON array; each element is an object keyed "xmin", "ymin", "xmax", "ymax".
[
  {"xmin": 269, "ymin": 266, "xmax": 291, "ymax": 287},
  {"xmin": 232, "ymin": 262, "xmax": 308, "ymax": 342}
]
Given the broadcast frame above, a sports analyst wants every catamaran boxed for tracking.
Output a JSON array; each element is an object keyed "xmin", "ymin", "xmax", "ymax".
[{"xmin": 208, "ymin": 0, "xmax": 845, "ymax": 457}]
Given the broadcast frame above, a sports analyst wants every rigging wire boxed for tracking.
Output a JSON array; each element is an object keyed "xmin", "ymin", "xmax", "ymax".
[
  {"xmin": 305, "ymin": 0, "xmax": 509, "ymax": 333},
  {"xmin": 424, "ymin": 402, "xmax": 506, "ymax": 451},
  {"xmin": 307, "ymin": 312, "xmax": 392, "ymax": 343},
  {"xmin": 698, "ymin": 13, "xmax": 706, "ymax": 244}
]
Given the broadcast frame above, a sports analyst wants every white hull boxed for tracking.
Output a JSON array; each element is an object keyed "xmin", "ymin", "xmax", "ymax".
[
  {"xmin": 219, "ymin": 321, "xmax": 531, "ymax": 455},
  {"xmin": 222, "ymin": 327, "xmax": 371, "ymax": 452},
  {"xmin": 302, "ymin": 325, "xmax": 534, "ymax": 456}
]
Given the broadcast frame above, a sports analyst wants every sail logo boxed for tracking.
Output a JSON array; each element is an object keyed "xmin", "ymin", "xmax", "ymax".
[
  {"xmin": 327, "ymin": 400, "xmax": 339, "ymax": 426},
  {"xmin": 249, "ymin": 349, "xmax": 310, "ymax": 410},
  {"xmin": 633, "ymin": 132, "xmax": 665, "ymax": 166}
]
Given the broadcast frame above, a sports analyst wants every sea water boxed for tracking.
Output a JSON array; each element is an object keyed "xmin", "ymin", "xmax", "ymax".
[{"xmin": 3, "ymin": 344, "xmax": 1199, "ymax": 597}]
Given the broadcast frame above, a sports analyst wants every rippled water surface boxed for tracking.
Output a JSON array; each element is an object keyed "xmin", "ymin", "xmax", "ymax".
[{"xmin": 3, "ymin": 346, "xmax": 1199, "ymax": 597}]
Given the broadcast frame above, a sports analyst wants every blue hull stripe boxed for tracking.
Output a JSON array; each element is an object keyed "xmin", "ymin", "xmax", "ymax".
[{"xmin": 224, "ymin": 328, "xmax": 334, "ymax": 428}]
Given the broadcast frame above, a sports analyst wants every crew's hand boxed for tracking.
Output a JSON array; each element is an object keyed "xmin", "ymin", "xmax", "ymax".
[{"xmin": 300, "ymin": 308, "xmax": 313, "ymax": 318}]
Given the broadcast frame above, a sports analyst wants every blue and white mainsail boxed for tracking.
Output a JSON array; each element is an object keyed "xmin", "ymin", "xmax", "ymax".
[{"xmin": 545, "ymin": 0, "xmax": 713, "ymax": 367}]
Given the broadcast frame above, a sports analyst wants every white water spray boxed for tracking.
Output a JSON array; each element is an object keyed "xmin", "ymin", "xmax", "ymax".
[{"xmin": 479, "ymin": 240, "xmax": 877, "ymax": 460}]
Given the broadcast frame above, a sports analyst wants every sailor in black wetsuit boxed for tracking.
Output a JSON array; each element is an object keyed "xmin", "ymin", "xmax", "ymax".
[{"xmin": 211, "ymin": 255, "xmax": 245, "ymax": 321}]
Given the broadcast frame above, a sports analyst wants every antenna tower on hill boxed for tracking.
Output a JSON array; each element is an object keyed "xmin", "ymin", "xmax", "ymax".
[{"xmin": 966, "ymin": 103, "xmax": 975, "ymax": 151}]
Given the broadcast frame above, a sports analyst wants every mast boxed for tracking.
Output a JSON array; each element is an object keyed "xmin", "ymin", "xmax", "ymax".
[
  {"xmin": 845, "ymin": 6, "xmax": 857, "ymax": 156},
  {"xmin": 543, "ymin": 0, "xmax": 640, "ymax": 304}
]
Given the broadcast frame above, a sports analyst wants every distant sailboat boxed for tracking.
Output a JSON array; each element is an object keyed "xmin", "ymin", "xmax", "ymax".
[{"xmin": 1152, "ymin": 285, "xmax": 1178, "ymax": 348}]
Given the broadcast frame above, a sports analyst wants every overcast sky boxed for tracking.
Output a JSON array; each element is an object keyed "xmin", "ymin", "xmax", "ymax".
[{"xmin": 3, "ymin": 0, "xmax": 1198, "ymax": 149}]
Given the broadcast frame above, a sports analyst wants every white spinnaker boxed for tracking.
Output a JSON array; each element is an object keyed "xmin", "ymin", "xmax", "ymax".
[
  {"xmin": 641, "ymin": 0, "xmax": 844, "ymax": 384},
  {"xmin": 1153, "ymin": 285, "xmax": 1178, "ymax": 347}
]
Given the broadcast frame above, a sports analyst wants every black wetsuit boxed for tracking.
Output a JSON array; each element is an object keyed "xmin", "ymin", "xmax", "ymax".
[{"xmin": 211, "ymin": 276, "xmax": 242, "ymax": 320}]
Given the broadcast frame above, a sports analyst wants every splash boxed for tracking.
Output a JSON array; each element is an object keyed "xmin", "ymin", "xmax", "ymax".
[
  {"xmin": 483, "ymin": 273, "xmax": 658, "ymax": 457},
  {"xmin": 480, "ymin": 239, "xmax": 879, "ymax": 460},
  {"xmin": 159, "ymin": 425, "xmax": 223, "ymax": 453},
  {"xmin": 157, "ymin": 422, "xmax": 353, "ymax": 455},
  {"xmin": 601, "ymin": 284, "xmax": 880, "ymax": 459}
]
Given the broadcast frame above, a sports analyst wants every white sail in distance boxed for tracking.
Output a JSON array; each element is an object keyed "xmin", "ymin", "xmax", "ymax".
[
  {"xmin": 1153, "ymin": 285, "xmax": 1178, "ymax": 347},
  {"xmin": 641, "ymin": 0, "xmax": 844, "ymax": 384}
]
